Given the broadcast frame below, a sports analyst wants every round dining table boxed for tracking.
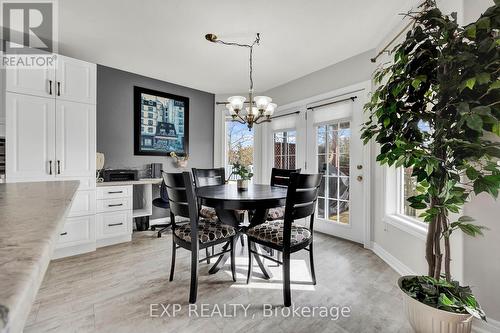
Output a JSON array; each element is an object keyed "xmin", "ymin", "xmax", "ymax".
[{"xmin": 196, "ymin": 183, "xmax": 288, "ymax": 278}]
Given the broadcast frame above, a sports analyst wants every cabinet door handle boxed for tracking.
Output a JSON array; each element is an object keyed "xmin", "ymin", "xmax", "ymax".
[
  {"xmin": 57, "ymin": 81, "xmax": 61, "ymax": 96},
  {"xmin": 108, "ymin": 222, "xmax": 123, "ymax": 227},
  {"xmin": 60, "ymin": 232, "xmax": 67, "ymax": 236},
  {"xmin": 108, "ymin": 203, "xmax": 123, "ymax": 207},
  {"xmin": 108, "ymin": 191, "xmax": 123, "ymax": 194},
  {"xmin": 49, "ymin": 160, "xmax": 53, "ymax": 175},
  {"xmin": 57, "ymin": 160, "xmax": 61, "ymax": 174},
  {"xmin": 49, "ymin": 80, "xmax": 53, "ymax": 95}
]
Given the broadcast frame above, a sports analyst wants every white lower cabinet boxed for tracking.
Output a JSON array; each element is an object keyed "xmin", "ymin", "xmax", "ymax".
[
  {"xmin": 53, "ymin": 214, "xmax": 96, "ymax": 259},
  {"xmin": 95, "ymin": 185, "xmax": 133, "ymax": 247}
]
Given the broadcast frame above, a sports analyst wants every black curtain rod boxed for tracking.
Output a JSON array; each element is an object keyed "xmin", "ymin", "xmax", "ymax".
[
  {"xmin": 271, "ymin": 110, "xmax": 300, "ymax": 120},
  {"xmin": 307, "ymin": 96, "xmax": 357, "ymax": 110}
]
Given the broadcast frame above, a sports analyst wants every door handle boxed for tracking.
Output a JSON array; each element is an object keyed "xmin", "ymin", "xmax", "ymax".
[
  {"xmin": 57, "ymin": 160, "xmax": 61, "ymax": 174},
  {"xmin": 57, "ymin": 81, "xmax": 61, "ymax": 96},
  {"xmin": 60, "ymin": 232, "xmax": 67, "ymax": 236},
  {"xmin": 49, "ymin": 160, "xmax": 53, "ymax": 175},
  {"xmin": 49, "ymin": 80, "xmax": 53, "ymax": 95}
]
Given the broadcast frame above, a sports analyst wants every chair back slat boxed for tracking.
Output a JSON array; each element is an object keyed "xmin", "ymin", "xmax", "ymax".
[
  {"xmin": 293, "ymin": 188, "xmax": 319, "ymax": 205},
  {"xmin": 270, "ymin": 168, "xmax": 301, "ymax": 187},
  {"xmin": 292, "ymin": 203, "xmax": 317, "ymax": 220},
  {"xmin": 192, "ymin": 168, "xmax": 225, "ymax": 187}
]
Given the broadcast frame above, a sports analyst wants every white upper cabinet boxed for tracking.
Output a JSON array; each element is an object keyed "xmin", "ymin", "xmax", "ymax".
[
  {"xmin": 6, "ymin": 92, "xmax": 56, "ymax": 180},
  {"xmin": 55, "ymin": 100, "xmax": 96, "ymax": 178},
  {"xmin": 5, "ymin": 54, "xmax": 96, "ymax": 104},
  {"xmin": 5, "ymin": 66, "xmax": 55, "ymax": 98},
  {"xmin": 56, "ymin": 55, "xmax": 96, "ymax": 104}
]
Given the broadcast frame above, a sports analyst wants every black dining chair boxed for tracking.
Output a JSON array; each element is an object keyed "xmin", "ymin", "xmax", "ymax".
[
  {"xmin": 192, "ymin": 168, "xmax": 225, "ymax": 222},
  {"xmin": 150, "ymin": 179, "xmax": 172, "ymax": 238},
  {"xmin": 192, "ymin": 167, "xmax": 246, "ymax": 247},
  {"xmin": 267, "ymin": 168, "xmax": 301, "ymax": 221},
  {"xmin": 164, "ymin": 172, "xmax": 238, "ymax": 304},
  {"xmin": 245, "ymin": 172, "xmax": 322, "ymax": 307}
]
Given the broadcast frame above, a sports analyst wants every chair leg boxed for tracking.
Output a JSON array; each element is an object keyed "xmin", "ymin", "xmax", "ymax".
[
  {"xmin": 206, "ymin": 247, "xmax": 210, "ymax": 264},
  {"xmin": 246, "ymin": 239, "xmax": 253, "ymax": 284},
  {"xmin": 283, "ymin": 252, "xmax": 291, "ymax": 307},
  {"xmin": 169, "ymin": 238, "xmax": 176, "ymax": 281},
  {"xmin": 189, "ymin": 247, "xmax": 199, "ymax": 304},
  {"xmin": 240, "ymin": 235, "xmax": 245, "ymax": 247},
  {"xmin": 309, "ymin": 242, "xmax": 316, "ymax": 285},
  {"xmin": 231, "ymin": 237, "xmax": 237, "ymax": 282}
]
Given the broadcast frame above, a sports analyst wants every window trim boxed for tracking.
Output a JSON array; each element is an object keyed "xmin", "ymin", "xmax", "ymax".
[{"xmin": 384, "ymin": 166, "xmax": 428, "ymax": 240}]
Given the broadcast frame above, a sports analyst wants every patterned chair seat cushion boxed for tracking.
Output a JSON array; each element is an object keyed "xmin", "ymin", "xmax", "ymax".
[
  {"xmin": 200, "ymin": 206, "xmax": 218, "ymax": 221},
  {"xmin": 199, "ymin": 206, "xmax": 246, "ymax": 222},
  {"xmin": 246, "ymin": 220, "xmax": 312, "ymax": 247},
  {"xmin": 267, "ymin": 206, "xmax": 285, "ymax": 220},
  {"xmin": 174, "ymin": 220, "xmax": 236, "ymax": 244}
]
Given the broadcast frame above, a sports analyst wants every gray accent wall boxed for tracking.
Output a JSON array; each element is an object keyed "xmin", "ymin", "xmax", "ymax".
[
  {"xmin": 97, "ymin": 65, "xmax": 215, "ymax": 220},
  {"xmin": 97, "ymin": 65, "xmax": 215, "ymax": 172}
]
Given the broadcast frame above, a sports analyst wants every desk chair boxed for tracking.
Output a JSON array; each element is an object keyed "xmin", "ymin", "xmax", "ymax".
[{"xmin": 150, "ymin": 179, "xmax": 172, "ymax": 238}]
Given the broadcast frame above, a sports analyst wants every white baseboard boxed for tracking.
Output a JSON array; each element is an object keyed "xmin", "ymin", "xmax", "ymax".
[
  {"xmin": 371, "ymin": 242, "xmax": 500, "ymax": 333},
  {"xmin": 473, "ymin": 317, "xmax": 500, "ymax": 333},
  {"xmin": 371, "ymin": 241, "xmax": 414, "ymax": 276},
  {"xmin": 52, "ymin": 242, "xmax": 96, "ymax": 260},
  {"xmin": 96, "ymin": 234, "xmax": 131, "ymax": 248}
]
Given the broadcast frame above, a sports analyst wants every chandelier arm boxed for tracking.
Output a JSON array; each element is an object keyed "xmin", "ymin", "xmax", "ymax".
[
  {"xmin": 254, "ymin": 118, "xmax": 271, "ymax": 125},
  {"xmin": 231, "ymin": 118, "xmax": 246, "ymax": 125}
]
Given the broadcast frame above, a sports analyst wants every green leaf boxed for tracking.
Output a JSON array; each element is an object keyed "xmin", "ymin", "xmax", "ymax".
[
  {"xmin": 492, "ymin": 121, "xmax": 500, "ymax": 136},
  {"xmin": 383, "ymin": 117, "xmax": 391, "ymax": 128},
  {"xmin": 476, "ymin": 72, "xmax": 490, "ymax": 85},
  {"xmin": 466, "ymin": 167, "xmax": 479, "ymax": 180},
  {"xmin": 465, "ymin": 77, "xmax": 476, "ymax": 90},
  {"xmin": 487, "ymin": 80, "xmax": 500, "ymax": 92},
  {"xmin": 465, "ymin": 24, "xmax": 476, "ymax": 38},
  {"xmin": 457, "ymin": 102, "xmax": 470, "ymax": 114},
  {"xmin": 465, "ymin": 114, "xmax": 483, "ymax": 131},
  {"xmin": 471, "ymin": 106, "xmax": 491, "ymax": 116}
]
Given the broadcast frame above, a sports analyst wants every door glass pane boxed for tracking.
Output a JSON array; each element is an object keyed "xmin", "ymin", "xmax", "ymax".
[
  {"xmin": 317, "ymin": 197, "xmax": 325, "ymax": 219},
  {"xmin": 316, "ymin": 120, "xmax": 351, "ymax": 225}
]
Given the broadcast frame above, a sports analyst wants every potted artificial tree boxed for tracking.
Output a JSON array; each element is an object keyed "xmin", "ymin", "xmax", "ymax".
[{"xmin": 362, "ymin": 1, "xmax": 499, "ymax": 332}]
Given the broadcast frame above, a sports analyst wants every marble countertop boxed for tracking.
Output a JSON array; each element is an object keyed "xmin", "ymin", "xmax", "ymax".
[
  {"xmin": 96, "ymin": 178, "xmax": 162, "ymax": 187},
  {"xmin": 0, "ymin": 181, "xmax": 80, "ymax": 333}
]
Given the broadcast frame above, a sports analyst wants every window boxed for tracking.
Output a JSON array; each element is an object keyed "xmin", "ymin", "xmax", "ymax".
[
  {"xmin": 273, "ymin": 130, "xmax": 296, "ymax": 169},
  {"xmin": 225, "ymin": 121, "xmax": 254, "ymax": 180},
  {"xmin": 399, "ymin": 167, "xmax": 424, "ymax": 220},
  {"xmin": 316, "ymin": 121, "xmax": 350, "ymax": 224}
]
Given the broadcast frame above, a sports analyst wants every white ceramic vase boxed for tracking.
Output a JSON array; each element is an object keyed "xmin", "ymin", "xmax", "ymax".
[{"xmin": 398, "ymin": 276, "xmax": 473, "ymax": 333}]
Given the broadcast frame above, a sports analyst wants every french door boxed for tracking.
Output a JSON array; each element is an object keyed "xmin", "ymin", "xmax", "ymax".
[{"xmin": 304, "ymin": 97, "xmax": 366, "ymax": 244}]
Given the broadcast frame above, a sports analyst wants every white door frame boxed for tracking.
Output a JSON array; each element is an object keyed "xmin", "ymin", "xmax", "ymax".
[{"xmin": 261, "ymin": 80, "xmax": 372, "ymax": 248}]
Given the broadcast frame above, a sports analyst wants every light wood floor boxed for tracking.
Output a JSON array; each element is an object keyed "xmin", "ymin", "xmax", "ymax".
[{"xmin": 25, "ymin": 231, "xmax": 412, "ymax": 333}]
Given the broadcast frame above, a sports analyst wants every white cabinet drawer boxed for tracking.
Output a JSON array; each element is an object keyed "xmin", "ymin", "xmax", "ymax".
[
  {"xmin": 96, "ymin": 196, "xmax": 132, "ymax": 213},
  {"xmin": 68, "ymin": 190, "xmax": 96, "ymax": 217},
  {"xmin": 96, "ymin": 211, "xmax": 132, "ymax": 239},
  {"xmin": 57, "ymin": 215, "xmax": 95, "ymax": 247},
  {"xmin": 97, "ymin": 186, "xmax": 132, "ymax": 199}
]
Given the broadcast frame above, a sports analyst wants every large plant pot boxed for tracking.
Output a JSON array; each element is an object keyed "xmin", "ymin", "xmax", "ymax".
[{"xmin": 398, "ymin": 276, "xmax": 473, "ymax": 333}]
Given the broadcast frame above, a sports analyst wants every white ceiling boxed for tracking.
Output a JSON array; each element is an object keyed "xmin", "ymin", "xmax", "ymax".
[{"xmin": 58, "ymin": 0, "xmax": 417, "ymax": 94}]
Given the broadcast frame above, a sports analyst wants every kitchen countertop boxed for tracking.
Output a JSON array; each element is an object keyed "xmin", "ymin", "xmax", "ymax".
[
  {"xmin": 0, "ymin": 181, "xmax": 79, "ymax": 333},
  {"xmin": 96, "ymin": 178, "xmax": 162, "ymax": 187}
]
